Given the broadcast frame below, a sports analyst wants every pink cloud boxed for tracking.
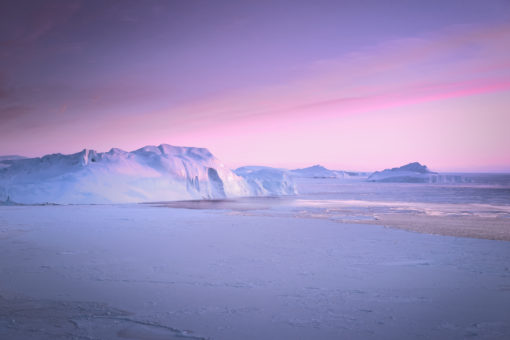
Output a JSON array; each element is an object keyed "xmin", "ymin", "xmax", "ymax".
[
  {"xmin": 4, "ymin": 22, "xmax": 510, "ymax": 171},
  {"xmin": 143, "ymin": 22, "xmax": 510, "ymax": 170},
  {"xmin": 282, "ymin": 78, "xmax": 510, "ymax": 121},
  {"xmin": 148, "ymin": 23, "xmax": 510, "ymax": 132}
]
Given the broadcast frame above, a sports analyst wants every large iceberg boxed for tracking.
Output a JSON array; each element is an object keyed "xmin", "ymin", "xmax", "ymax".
[{"xmin": 0, "ymin": 144, "xmax": 295, "ymax": 204}]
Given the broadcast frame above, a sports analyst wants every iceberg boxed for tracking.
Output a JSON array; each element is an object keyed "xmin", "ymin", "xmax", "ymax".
[
  {"xmin": 235, "ymin": 166, "xmax": 297, "ymax": 196},
  {"xmin": 0, "ymin": 145, "xmax": 295, "ymax": 204},
  {"xmin": 368, "ymin": 162, "xmax": 436, "ymax": 183}
]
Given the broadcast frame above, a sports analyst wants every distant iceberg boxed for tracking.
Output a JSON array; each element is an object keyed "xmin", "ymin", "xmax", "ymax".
[
  {"xmin": 368, "ymin": 162, "xmax": 435, "ymax": 183},
  {"xmin": 290, "ymin": 165, "xmax": 339, "ymax": 178},
  {"xmin": 0, "ymin": 145, "xmax": 296, "ymax": 204},
  {"xmin": 289, "ymin": 165, "xmax": 369, "ymax": 180},
  {"xmin": 367, "ymin": 162, "xmax": 489, "ymax": 184}
]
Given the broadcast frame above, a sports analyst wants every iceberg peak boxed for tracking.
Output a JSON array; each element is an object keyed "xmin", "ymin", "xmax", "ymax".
[{"xmin": 368, "ymin": 162, "xmax": 437, "ymax": 183}]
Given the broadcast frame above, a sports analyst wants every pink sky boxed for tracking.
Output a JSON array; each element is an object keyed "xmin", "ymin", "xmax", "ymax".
[
  {"xmin": 92, "ymin": 24, "xmax": 510, "ymax": 171},
  {"xmin": 1, "ymin": 2, "xmax": 510, "ymax": 172}
]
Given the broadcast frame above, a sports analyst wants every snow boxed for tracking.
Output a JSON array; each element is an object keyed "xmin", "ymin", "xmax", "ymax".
[
  {"xmin": 0, "ymin": 145, "xmax": 296, "ymax": 204},
  {"xmin": 0, "ymin": 185, "xmax": 509, "ymax": 339}
]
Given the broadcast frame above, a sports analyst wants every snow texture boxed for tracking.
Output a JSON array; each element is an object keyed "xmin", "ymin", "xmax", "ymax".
[{"xmin": 1, "ymin": 195, "xmax": 509, "ymax": 339}]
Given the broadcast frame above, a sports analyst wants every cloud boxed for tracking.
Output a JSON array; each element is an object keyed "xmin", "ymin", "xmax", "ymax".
[{"xmin": 154, "ymin": 22, "xmax": 510, "ymax": 130}]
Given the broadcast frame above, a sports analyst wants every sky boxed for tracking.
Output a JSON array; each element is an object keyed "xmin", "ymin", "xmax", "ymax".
[{"xmin": 1, "ymin": 0, "xmax": 509, "ymax": 172}]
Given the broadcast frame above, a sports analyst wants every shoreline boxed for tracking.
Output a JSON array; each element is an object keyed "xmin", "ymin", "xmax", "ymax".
[{"xmin": 360, "ymin": 213, "xmax": 510, "ymax": 241}]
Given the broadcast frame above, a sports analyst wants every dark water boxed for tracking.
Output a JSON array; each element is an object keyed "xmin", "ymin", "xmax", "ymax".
[
  {"xmin": 150, "ymin": 176, "xmax": 510, "ymax": 213},
  {"xmin": 295, "ymin": 177, "xmax": 510, "ymax": 206}
]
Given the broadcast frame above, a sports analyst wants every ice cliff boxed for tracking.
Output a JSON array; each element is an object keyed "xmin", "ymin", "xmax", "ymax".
[{"xmin": 234, "ymin": 166, "xmax": 297, "ymax": 196}]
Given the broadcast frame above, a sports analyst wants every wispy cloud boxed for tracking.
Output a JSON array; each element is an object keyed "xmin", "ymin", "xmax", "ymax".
[{"xmin": 157, "ymin": 22, "xmax": 510, "ymax": 129}]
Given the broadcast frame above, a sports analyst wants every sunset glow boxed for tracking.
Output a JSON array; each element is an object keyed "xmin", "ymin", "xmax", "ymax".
[{"xmin": 1, "ymin": 0, "xmax": 509, "ymax": 171}]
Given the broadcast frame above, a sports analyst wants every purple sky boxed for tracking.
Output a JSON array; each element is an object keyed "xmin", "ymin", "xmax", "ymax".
[{"xmin": 1, "ymin": 0, "xmax": 510, "ymax": 171}]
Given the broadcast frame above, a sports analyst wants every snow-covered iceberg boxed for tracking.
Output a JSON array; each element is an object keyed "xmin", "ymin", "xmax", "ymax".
[
  {"xmin": 0, "ymin": 145, "xmax": 295, "ymax": 204},
  {"xmin": 235, "ymin": 166, "xmax": 297, "ymax": 196},
  {"xmin": 290, "ymin": 165, "xmax": 370, "ymax": 180},
  {"xmin": 368, "ymin": 162, "xmax": 477, "ymax": 184},
  {"xmin": 290, "ymin": 165, "xmax": 339, "ymax": 178},
  {"xmin": 368, "ymin": 162, "xmax": 437, "ymax": 183}
]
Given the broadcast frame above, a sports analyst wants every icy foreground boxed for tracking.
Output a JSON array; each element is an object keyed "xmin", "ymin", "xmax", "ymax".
[
  {"xmin": 0, "ymin": 181, "xmax": 509, "ymax": 339},
  {"xmin": 0, "ymin": 144, "xmax": 295, "ymax": 204},
  {"xmin": 1, "ymin": 196, "xmax": 509, "ymax": 340}
]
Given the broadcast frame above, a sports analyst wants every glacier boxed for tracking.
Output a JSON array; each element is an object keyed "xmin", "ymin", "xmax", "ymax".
[{"xmin": 0, "ymin": 144, "xmax": 295, "ymax": 204}]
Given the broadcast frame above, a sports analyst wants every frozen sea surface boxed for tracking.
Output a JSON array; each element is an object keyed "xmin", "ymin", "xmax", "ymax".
[{"xmin": 1, "ymin": 197, "xmax": 510, "ymax": 339}]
